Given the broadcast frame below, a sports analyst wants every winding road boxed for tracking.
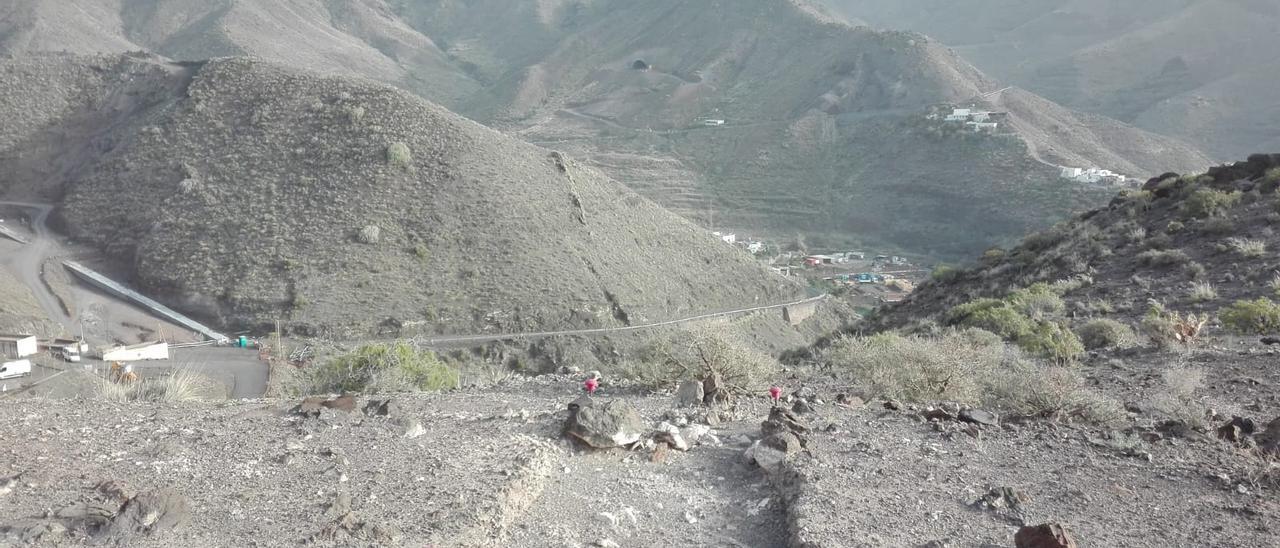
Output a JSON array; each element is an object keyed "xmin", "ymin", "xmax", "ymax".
[{"xmin": 0, "ymin": 201, "xmax": 73, "ymax": 331}]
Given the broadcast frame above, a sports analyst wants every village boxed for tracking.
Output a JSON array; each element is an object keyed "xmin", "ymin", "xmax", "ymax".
[{"xmin": 709, "ymin": 230, "xmax": 928, "ymax": 311}]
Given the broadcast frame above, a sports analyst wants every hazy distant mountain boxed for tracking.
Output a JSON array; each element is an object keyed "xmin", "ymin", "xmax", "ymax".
[
  {"xmin": 822, "ymin": 0, "xmax": 1280, "ymax": 160},
  {"xmin": 0, "ymin": 0, "xmax": 1213, "ymax": 257}
]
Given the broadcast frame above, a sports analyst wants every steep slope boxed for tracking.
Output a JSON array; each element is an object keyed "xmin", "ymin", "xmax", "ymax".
[
  {"xmin": 876, "ymin": 154, "xmax": 1280, "ymax": 332},
  {"xmin": 1, "ymin": 54, "xmax": 802, "ymax": 337},
  {"xmin": 1, "ymin": 0, "xmax": 1212, "ymax": 257},
  {"xmin": 823, "ymin": 0, "xmax": 1280, "ymax": 159},
  {"xmin": 0, "ymin": 0, "xmax": 482, "ymax": 109}
]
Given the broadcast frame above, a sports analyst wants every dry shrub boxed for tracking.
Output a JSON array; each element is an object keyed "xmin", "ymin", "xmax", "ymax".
[
  {"xmin": 1076, "ymin": 319, "xmax": 1138, "ymax": 350},
  {"xmin": 1149, "ymin": 367, "xmax": 1207, "ymax": 430},
  {"xmin": 308, "ymin": 341, "xmax": 458, "ymax": 394},
  {"xmin": 1226, "ymin": 237, "xmax": 1267, "ymax": 258},
  {"xmin": 93, "ymin": 368, "xmax": 220, "ymax": 402},
  {"xmin": 630, "ymin": 328, "xmax": 776, "ymax": 395},
  {"xmin": 1142, "ymin": 302, "xmax": 1206, "ymax": 348},
  {"xmin": 1187, "ymin": 282, "xmax": 1218, "ymax": 303},
  {"xmin": 821, "ymin": 329, "xmax": 1121, "ymax": 424}
]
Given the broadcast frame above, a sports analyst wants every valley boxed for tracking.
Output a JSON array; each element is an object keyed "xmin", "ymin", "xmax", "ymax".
[{"xmin": 0, "ymin": 2, "xmax": 1276, "ymax": 547}]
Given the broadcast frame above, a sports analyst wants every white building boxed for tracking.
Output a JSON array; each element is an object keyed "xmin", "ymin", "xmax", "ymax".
[
  {"xmin": 1060, "ymin": 167, "xmax": 1127, "ymax": 184},
  {"xmin": 0, "ymin": 335, "xmax": 37, "ymax": 358},
  {"xmin": 967, "ymin": 121, "xmax": 998, "ymax": 132},
  {"xmin": 712, "ymin": 231, "xmax": 736, "ymax": 245},
  {"xmin": 944, "ymin": 108, "xmax": 972, "ymax": 122},
  {"xmin": 703, "ymin": 119, "xmax": 725, "ymax": 126},
  {"xmin": 745, "ymin": 241, "xmax": 765, "ymax": 254},
  {"xmin": 100, "ymin": 341, "xmax": 170, "ymax": 362}
]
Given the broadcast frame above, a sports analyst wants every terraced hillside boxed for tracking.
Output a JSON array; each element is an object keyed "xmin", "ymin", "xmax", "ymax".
[
  {"xmin": 824, "ymin": 0, "xmax": 1280, "ymax": 159},
  {"xmin": 0, "ymin": 0, "xmax": 1213, "ymax": 256},
  {"xmin": 1, "ymin": 54, "xmax": 803, "ymax": 338}
]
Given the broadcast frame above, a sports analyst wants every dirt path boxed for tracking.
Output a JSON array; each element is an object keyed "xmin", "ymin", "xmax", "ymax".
[{"xmin": 0, "ymin": 202, "xmax": 74, "ymax": 332}]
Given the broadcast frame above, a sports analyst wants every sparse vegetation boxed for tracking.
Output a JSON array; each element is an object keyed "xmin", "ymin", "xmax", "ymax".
[
  {"xmin": 629, "ymin": 329, "xmax": 777, "ymax": 398},
  {"xmin": 930, "ymin": 265, "xmax": 960, "ymax": 283},
  {"xmin": 1226, "ymin": 237, "xmax": 1267, "ymax": 258},
  {"xmin": 1166, "ymin": 220, "xmax": 1185, "ymax": 233},
  {"xmin": 1076, "ymin": 319, "xmax": 1138, "ymax": 350},
  {"xmin": 308, "ymin": 341, "xmax": 459, "ymax": 394},
  {"xmin": 1182, "ymin": 188, "xmax": 1244, "ymax": 218},
  {"xmin": 821, "ymin": 330, "xmax": 1119, "ymax": 423},
  {"xmin": 94, "ymin": 369, "xmax": 218, "ymax": 402},
  {"xmin": 386, "ymin": 141, "xmax": 412, "ymax": 168},
  {"xmin": 1219, "ymin": 298, "xmax": 1280, "ymax": 334},
  {"xmin": 1137, "ymin": 249, "xmax": 1190, "ymax": 267},
  {"xmin": 1183, "ymin": 189, "xmax": 1240, "ymax": 218},
  {"xmin": 1149, "ymin": 367, "xmax": 1208, "ymax": 431},
  {"xmin": 1141, "ymin": 302, "xmax": 1207, "ymax": 348},
  {"xmin": 1187, "ymin": 282, "xmax": 1218, "ymax": 303},
  {"xmin": 411, "ymin": 243, "xmax": 430, "ymax": 261},
  {"xmin": 946, "ymin": 285, "xmax": 1082, "ymax": 362}
]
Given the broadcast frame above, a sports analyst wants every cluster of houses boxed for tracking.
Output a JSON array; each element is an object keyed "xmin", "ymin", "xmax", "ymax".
[
  {"xmin": 0, "ymin": 332, "xmax": 173, "ymax": 381},
  {"xmin": 801, "ymin": 251, "xmax": 865, "ymax": 267},
  {"xmin": 1060, "ymin": 167, "xmax": 1129, "ymax": 185},
  {"xmin": 712, "ymin": 231, "xmax": 766, "ymax": 254},
  {"xmin": 933, "ymin": 108, "xmax": 1003, "ymax": 133}
]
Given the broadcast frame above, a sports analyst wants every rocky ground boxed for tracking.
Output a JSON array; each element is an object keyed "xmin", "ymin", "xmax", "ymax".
[{"xmin": 2, "ymin": 372, "xmax": 1275, "ymax": 547}]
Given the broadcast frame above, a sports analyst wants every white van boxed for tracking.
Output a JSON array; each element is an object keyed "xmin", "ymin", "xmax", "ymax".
[{"xmin": 0, "ymin": 359, "xmax": 32, "ymax": 380}]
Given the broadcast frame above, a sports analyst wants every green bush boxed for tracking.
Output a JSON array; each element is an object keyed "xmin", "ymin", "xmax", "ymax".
[
  {"xmin": 1008, "ymin": 283, "xmax": 1066, "ymax": 320},
  {"xmin": 821, "ymin": 330, "xmax": 1119, "ymax": 423},
  {"xmin": 411, "ymin": 243, "xmax": 430, "ymax": 261},
  {"xmin": 1183, "ymin": 189, "xmax": 1241, "ymax": 218},
  {"xmin": 931, "ymin": 264, "xmax": 961, "ymax": 283},
  {"xmin": 309, "ymin": 341, "xmax": 459, "ymax": 393},
  {"xmin": 1018, "ymin": 321, "xmax": 1085, "ymax": 363},
  {"xmin": 1219, "ymin": 298, "xmax": 1280, "ymax": 334},
  {"xmin": 1076, "ymin": 319, "xmax": 1138, "ymax": 350},
  {"xmin": 947, "ymin": 299, "xmax": 1034, "ymax": 341},
  {"xmin": 386, "ymin": 142, "xmax": 412, "ymax": 168}
]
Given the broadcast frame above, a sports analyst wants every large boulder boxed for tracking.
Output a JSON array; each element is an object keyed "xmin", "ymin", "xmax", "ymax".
[
  {"xmin": 564, "ymin": 399, "xmax": 644, "ymax": 449},
  {"xmin": 96, "ymin": 488, "xmax": 192, "ymax": 544}
]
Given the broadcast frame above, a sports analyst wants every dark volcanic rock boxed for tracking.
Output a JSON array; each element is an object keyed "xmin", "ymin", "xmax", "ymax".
[
  {"xmin": 564, "ymin": 399, "xmax": 644, "ymax": 449},
  {"xmin": 959, "ymin": 408, "xmax": 999, "ymax": 426},
  {"xmin": 1216, "ymin": 416, "xmax": 1256, "ymax": 443},
  {"xmin": 1014, "ymin": 523, "xmax": 1079, "ymax": 548}
]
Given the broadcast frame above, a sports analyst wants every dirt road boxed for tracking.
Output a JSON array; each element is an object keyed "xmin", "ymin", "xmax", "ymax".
[{"xmin": 0, "ymin": 202, "xmax": 74, "ymax": 332}]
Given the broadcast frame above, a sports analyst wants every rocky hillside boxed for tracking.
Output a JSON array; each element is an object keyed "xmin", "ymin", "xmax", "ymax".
[
  {"xmin": 3, "ymin": 368, "xmax": 1277, "ymax": 546},
  {"xmin": 876, "ymin": 154, "xmax": 1280, "ymax": 336},
  {"xmin": 1, "ymin": 54, "xmax": 804, "ymax": 338},
  {"xmin": 824, "ymin": 0, "xmax": 1280, "ymax": 160},
  {"xmin": 0, "ymin": 0, "xmax": 1212, "ymax": 257}
]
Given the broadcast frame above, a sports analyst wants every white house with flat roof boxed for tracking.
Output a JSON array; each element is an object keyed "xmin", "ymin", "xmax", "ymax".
[{"xmin": 0, "ymin": 335, "xmax": 37, "ymax": 358}]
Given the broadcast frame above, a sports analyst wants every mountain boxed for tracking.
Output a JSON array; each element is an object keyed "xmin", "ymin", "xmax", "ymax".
[
  {"xmin": 0, "ymin": 0, "xmax": 1212, "ymax": 257},
  {"xmin": 821, "ymin": 0, "xmax": 1280, "ymax": 160},
  {"xmin": 0, "ymin": 54, "xmax": 803, "ymax": 337},
  {"xmin": 875, "ymin": 154, "xmax": 1280, "ymax": 334}
]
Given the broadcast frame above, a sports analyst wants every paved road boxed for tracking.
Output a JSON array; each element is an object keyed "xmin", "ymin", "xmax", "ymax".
[{"xmin": 418, "ymin": 294, "xmax": 831, "ymax": 347}]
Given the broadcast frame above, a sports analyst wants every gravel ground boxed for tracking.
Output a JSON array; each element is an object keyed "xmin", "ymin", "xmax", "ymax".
[{"xmin": 1, "ymin": 375, "xmax": 1276, "ymax": 547}]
